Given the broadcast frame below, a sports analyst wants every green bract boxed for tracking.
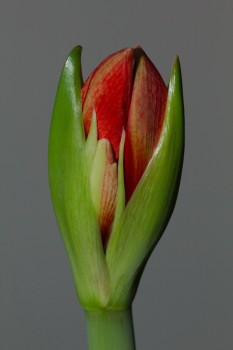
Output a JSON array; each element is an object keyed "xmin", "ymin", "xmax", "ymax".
[{"xmin": 48, "ymin": 46, "xmax": 184, "ymax": 310}]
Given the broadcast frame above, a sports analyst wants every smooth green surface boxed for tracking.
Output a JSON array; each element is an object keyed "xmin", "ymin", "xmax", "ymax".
[
  {"xmin": 111, "ymin": 130, "xmax": 126, "ymax": 235},
  {"xmin": 85, "ymin": 308, "xmax": 135, "ymax": 350},
  {"xmin": 48, "ymin": 46, "xmax": 109, "ymax": 308}
]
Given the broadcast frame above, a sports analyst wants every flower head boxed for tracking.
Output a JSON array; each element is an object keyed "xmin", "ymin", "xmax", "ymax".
[
  {"xmin": 48, "ymin": 45, "xmax": 184, "ymax": 309},
  {"xmin": 81, "ymin": 47, "xmax": 168, "ymax": 244}
]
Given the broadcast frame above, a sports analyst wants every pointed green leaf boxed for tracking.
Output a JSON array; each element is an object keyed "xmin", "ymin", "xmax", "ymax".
[{"xmin": 48, "ymin": 46, "xmax": 109, "ymax": 308}]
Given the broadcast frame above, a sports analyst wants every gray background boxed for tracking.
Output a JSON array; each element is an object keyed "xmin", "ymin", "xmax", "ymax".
[{"xmin": 1, "ymin": 0, "xmax": 233, "ymax": 349}]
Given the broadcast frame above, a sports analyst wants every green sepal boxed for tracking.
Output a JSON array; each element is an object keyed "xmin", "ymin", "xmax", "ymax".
[
  {"xmin": 48, "ymin": 46, "xmax": 109, "ymax": 308},
  {"xmin": 111, "ymin": 130, "xmax": 126, "ymax": 235},
  {"xmin": 106, "ymin": 57, "xmax": 184, "ymax": 308}
]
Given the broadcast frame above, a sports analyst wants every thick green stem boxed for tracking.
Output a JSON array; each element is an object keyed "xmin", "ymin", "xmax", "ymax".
[{"xmin": 85, "ymin": 308, "xmax": 136, "ymax": 350}]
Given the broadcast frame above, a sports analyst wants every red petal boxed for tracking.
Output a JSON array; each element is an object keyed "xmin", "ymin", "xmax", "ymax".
[
  {"xmin": 124, "ymin": 48, "xmax": 168, "ymax": 201},
  {"xmin": 82, "ymin": 48, "xmax": 134, "ymax": 159}
]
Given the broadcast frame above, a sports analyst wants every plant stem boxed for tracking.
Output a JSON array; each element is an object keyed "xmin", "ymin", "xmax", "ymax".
[{"xmin": 85, "ymin": 308, "xmax": 136, "ymax": 350}]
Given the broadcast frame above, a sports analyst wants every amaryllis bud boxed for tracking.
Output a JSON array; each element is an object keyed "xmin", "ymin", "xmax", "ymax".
[
  {"xmin": 82, "ymin": 47, "xmax": 168, "ymax": 241},
  {"xmin": 48, "ymin": 45, "xmax": 184, "ymax": 309}
]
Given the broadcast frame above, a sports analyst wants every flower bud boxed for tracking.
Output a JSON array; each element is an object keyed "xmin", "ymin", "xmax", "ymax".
[
  {"xmin": 48, "ymin": 46, "xmax": 184, "ymax": 309},
  {"xmin": 82, "ymin": 46, "xmax": 168, "ymax": 236}
]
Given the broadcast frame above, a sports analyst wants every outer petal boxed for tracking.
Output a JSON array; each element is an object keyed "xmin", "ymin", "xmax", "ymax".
[
  {"xmin": 124, "ymin": 48, "xmax": 168, "ymax": 201},
  {"xmin": 82, "ymin": 48, "xmax": 134, "ymax": 159},
  {"xmin": 106, "ymin": 57, "xmax": 184, "ymax": 308}
]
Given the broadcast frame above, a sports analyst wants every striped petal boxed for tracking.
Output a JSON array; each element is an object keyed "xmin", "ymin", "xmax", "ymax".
[{"xmin": 124, "ymin": 48, "xmax": 168, "ymax": 201}]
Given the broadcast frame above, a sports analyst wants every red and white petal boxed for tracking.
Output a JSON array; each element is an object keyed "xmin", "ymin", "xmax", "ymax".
[
  {"xmin": 91, "ymin": 139, "xmax": 118, "ymax": 246},
  {"xmin": 124, "ymin": 48, "xmax": 168, "ymax": 201}
]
